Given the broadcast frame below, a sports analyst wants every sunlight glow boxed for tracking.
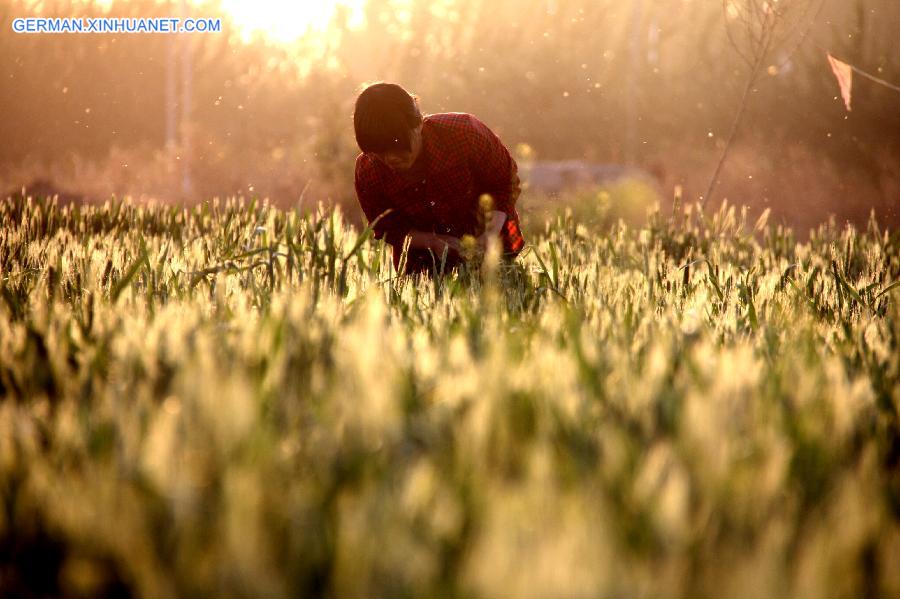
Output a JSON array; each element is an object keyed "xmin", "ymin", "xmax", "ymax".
[{"xmin": 219, "ymin": 0, "xmax": 366, "ymax": 43}]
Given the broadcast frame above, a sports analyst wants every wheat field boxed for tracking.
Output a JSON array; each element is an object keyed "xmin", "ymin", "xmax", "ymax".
[{"xmin": 1, "ymin": 196, "xmax": 899, "ymax": 598}]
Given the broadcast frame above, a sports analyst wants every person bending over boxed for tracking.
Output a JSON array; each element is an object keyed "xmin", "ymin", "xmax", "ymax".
[{"xmin": 352, "ymin": 82, "xmax": 525, "ymax": 275}]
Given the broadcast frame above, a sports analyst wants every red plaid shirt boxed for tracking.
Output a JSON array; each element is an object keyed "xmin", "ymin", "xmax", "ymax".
[{"xmin": 354, "ymin": 113, "xmax": 525, "ymax": 273}]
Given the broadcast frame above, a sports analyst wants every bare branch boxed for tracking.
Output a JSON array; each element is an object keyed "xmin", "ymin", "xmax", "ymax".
[{"xmin": 703, "ymin": 0, "xmax": 823, "ymax": 208}]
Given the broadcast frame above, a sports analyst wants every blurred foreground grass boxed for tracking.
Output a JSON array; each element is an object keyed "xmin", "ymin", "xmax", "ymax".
[{"xmin": 1, "ymin": 196, "xmax": 899, "ymax": 598}]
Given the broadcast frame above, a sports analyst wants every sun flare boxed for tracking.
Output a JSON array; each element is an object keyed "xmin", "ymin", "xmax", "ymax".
[{"xmin": 219, "ymin": 0, "xmax": 365, "ymax": 43}]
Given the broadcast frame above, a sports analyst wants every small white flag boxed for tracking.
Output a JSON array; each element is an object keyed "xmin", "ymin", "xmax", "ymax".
[{"xmin": 827, "ymin": 53, "xmax": 853, "ymax": 112}]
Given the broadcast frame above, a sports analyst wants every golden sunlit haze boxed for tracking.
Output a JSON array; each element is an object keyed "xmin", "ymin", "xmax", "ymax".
[
  {"xmin": 219, "ymin": 0, "xmax": 365, "ymax": 42},
  {"xmin": 1, "ymin": 0, "xmax": 898, "ymax": 230}
]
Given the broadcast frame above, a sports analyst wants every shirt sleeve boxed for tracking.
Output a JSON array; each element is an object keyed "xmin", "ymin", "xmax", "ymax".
[
  {"xmin": 354, "ymin": 155, "xmax": 409, "ymax": 248},
  {"xmin": 466, "ymin": 114, "xmax": 521, "ymax": 216}
]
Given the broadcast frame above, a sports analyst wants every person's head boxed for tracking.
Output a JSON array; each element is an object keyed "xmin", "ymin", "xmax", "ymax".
[{"xmin": 353, "ymin": 82, "xmax": 423, "ymax": 172}]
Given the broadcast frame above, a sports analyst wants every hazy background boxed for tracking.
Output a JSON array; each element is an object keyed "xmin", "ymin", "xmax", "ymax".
[{"xmin": 1, "ymin": 0, "xmax": 898, "ymax": 233}]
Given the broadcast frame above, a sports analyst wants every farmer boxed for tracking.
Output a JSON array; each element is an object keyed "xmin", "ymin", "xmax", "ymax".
[{"xmin": 352, "ymin": 82, "xmax": 525, "ymax": 275}]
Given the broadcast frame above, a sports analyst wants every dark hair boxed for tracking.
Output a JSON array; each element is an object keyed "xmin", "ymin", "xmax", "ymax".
[{"xmin": 353, "ymin": 82, "xmax": 422, "ymax": 153}]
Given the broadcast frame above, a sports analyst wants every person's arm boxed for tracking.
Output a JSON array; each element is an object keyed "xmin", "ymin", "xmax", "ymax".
[
  {"xmin": 466, "ymin": 115, "xmax": 521, "ymax": 216},
  {"xmin": 355, "ymin": 156, "xmax": 412, "ymax": 248},
  {"xmin": 355, "ymin": 159, "xmax": 463, "ymax": 263},
  {"xmin": 405, "ymin": 230, "xmax": 462, "ymax": 256}
]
